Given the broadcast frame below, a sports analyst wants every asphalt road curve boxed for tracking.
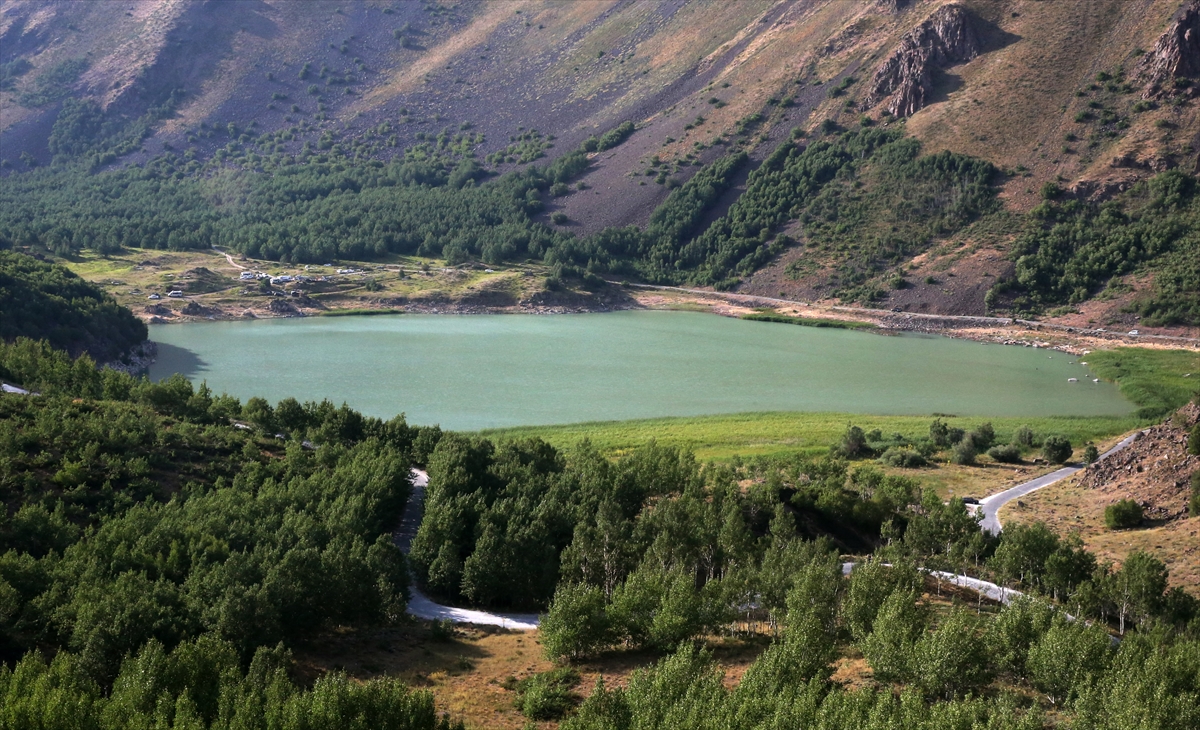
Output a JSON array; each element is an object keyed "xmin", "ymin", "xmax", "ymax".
[{"xmin": 978, "ymin": 430, "xmax": 1144, "ymax": 534}]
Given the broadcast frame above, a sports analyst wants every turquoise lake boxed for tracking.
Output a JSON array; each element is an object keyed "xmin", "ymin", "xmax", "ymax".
[{"xmin": 148, "ymin": 311, "xmax": 1132, "ymax": 430}]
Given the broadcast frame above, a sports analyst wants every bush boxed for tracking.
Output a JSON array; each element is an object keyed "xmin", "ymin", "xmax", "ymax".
[
  {"xmin": 1042, "ymin": 435, "xmax": 1072, "ymax": 464},
  {"xmin": 1015, "ymin": 425, "xmax": 1035, "ymax": 447},
  {"xmin": 1083, "ymin": 443, "xmax": 1099, "ymax": 464},
  {"xmin": 988, "ymin": 444, "xmax": 1023, "ymax": 463},
  {"xmin": 1189, "ymin": 471, "xmax": 1200, "ymax": 518},
  {"xmin": 837, "ymin": 424, "xmax": 869, "ymax": 458},
  {"xmin": 929, "ymin": 419, "xmax": 950, "ymax": 447},
  {"xmin": 512, "ymin": 668, "xmax": 581, "ymax": 720},
  {"xmin": 540, "ymin": 583, "xmax": 611, "ymax": 661},
  {"xmin": 1105, "ymin": 499, "xmax": 1143, "ymax": 529},
  {"xmin": 968, "ymin": 422, "xmax": 996, "ymax": 450},
  {"xmin": 878, "ymin": 447, "xmax": 927, "ymax": 468},
  {"xmin": 951, "ymin": 440, "xmax": 977, "ymax": 465},
  {"xmin": 551, "ymin": 212, "xmax": 569, "ymax": 225},
  {"xmin": 1188, "ymin": 424, "xmax": 1200, "ymax": 456}
]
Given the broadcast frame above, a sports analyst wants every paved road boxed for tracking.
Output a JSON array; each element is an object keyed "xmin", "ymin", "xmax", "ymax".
[
  {"xmin": 978, "ymin": 430, "xmax": 1144, "ymax": 534},
  {"xmin": 395, "ymin": 469, "xmax": 540, "ymax": 630},
  {"xmin": 397, "ymin": 428, "xmax": 1140, "ymax": 630}
]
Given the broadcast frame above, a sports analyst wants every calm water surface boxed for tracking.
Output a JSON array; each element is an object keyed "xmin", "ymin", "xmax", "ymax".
[{"xmin": 149, "ymin": 311, "xmax": 1131, "ymax": 430}]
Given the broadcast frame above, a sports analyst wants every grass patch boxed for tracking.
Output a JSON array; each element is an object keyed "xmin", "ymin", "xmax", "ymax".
[
  {"xmin": 742, "ymin": 312, "xmax": 876, "ymax": 330},
  {"xmin": 1086, "ymin": 348, "xmax": 1200, "ymax": 419},
  {"xmin": 478, "ymin": 411, "xmax": 1140, "ymax": 462},
  {"xmin": 318, "ymin": 308, "xmax": 404, "ymax": 317}
]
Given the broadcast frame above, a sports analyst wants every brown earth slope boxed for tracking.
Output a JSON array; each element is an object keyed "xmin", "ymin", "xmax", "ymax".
[{"xmin": 1003, "ymin": 401, "xmax": 1200, "ymax": 594}]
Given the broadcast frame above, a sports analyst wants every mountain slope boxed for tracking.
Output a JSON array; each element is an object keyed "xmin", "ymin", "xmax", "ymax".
[{"xmin": 1, "ymin": 0, "xmax": 1197, "ymax": 328}]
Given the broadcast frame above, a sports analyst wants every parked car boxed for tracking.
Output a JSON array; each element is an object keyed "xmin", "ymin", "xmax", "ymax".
[
  {"xmin": 167, "ymin": 290, "xmax": 184, "ymax": 298},
  {"xmin": 147, "ymin": 293, "xmax": 161, "ymax": 300}
]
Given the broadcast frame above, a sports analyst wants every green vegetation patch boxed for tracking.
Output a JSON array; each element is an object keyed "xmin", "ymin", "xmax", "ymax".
[
  {"xmin": 478, "ymin": 411, "xmax": 1138, "ymax": 462},
  {"xmin": 742, "ymin": 312, "xmax": 876, "ymax": 330},
  {"xmin": 0, "ymin": 250, "xmax": 146, "ymax": 362},
  {"xmin": 1001, "ymin": 171, "xmax": 1200, "ymax": 325},
  {"xmin": 1085, "ymin": 347, "xmax": 1200, "ymax": 419},
  {"xmin": 17, "ymin": 58, "xmax": 88, "ymax": 108}
]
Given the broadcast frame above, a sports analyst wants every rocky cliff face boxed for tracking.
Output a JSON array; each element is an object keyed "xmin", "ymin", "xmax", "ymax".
[
  {"xmin": 875, "ymin": 0, "xmax": 911, "ymax": 13},
  {"xmin": 867, "ymin": 3, "xmax": 980, "ymax": 117},
  {"xmin": 1136, "ymin": 0, "xmax": 1200, "ymax": 98}
]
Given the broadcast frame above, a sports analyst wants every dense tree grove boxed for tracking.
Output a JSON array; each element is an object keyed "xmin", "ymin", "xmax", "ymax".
[
  {"xmin": 0, "ymin": 338, "xmax": 453, "ymax": 727},
  {"xmin": 2, "ymin": 638, "xmax": 463, "ymax": 730},
  {"xmin": 412, "ymin": 424, "xmax": 1197, "ymax": 654},
  {"xmin": 557, "ymin": 620, "xmax": 1200, "ymax": 730},
  {"xmin": 0, "ymin": 252, "xmax": 146, "ymax": 362},
  {"xmin": 1002, "ymin": 169, "xmax": 1200, "ymax": 325},
  {"xmin": 678, "ymin": 127, "xmax": 997, "ymax": 292}
]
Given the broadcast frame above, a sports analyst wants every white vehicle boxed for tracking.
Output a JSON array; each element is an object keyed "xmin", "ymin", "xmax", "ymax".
[
  {"xmin": 147, "ymin": 293, "xmax": 161, "ymax": 300},
  {"xmin": 1128, "ymin": 329, "xmax": 1139, "ymax": 336},
  {"xmin": 167, "ymin": 290, "xmax": 184, "ymax": 298},
  {"xmin": 239, "ymin": 271, "xmax": 256, "ymax": 280}
]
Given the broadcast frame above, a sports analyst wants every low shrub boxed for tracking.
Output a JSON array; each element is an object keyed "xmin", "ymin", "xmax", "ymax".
[
  {"xmin": 1188, "ymin": 424, "xmax": 1200, "ymax": 456},
  {"xmin": 835, "ymin": 424, "xmax": 870, "ymax": 458},
  {"xmin": 968, "ymin": 423, "xmax": 996, "ymax": 451},
  {"xmin": 987, "ymin": 444, "xmax": 1023, "ymax": 464},
  {"xmin": 1190, "ymin": 471, "xmax": 1200, "ymax": 518},
  {"xmin": 512, "ymin": 667, "xmax": 581, "ymax": 720},
  {"xmin": 1105, "ymin": 498, "xmax": 1143, "ymax": 529},
  {"xmin": 1082, "ymin": 443, "xmax": 1099, "ymax": 464},
  {"xmin": 878, "ymin": 447, "xmax": 928, "ymax": 468}
]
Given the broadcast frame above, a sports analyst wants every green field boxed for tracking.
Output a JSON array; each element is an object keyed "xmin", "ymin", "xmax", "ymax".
[
  {"xmin": 477, "ymin": 411, "xmax": 1142, "ymax": 461},
  {"xmin": 1085, "ymin": 347, "xmax": 1200, "ymax": 418},
  {"xmin": 479, "ymin": 345, "xmax": 1196, "ymax": 461}
]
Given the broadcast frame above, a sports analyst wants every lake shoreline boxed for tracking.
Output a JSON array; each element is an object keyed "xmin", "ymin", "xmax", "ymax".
[
  {"xmin": 141, "ymin": 281, "xmax": 1199, "ymax": 374},
  {"xmin": 147, "ymin": 310, "xmax": 1135, "ymax": 430}
]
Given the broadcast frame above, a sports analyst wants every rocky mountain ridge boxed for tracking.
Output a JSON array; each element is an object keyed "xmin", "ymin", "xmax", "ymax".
[
  {"xmin": 866, "ymin": 3, "xmax": 980, "ymax": 117},
  {"xmin": 1136, "ymin": 0, "xmax": 1200, "ymax": 98}
]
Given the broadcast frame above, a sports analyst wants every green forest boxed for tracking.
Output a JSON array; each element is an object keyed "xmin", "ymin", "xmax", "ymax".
[
  {"xmin": 0, "ymin": 337, "xmax": 454, "ymax": 729},
  {"xmin": 3, "ymin": 115, "xmax": 1197, "ymax": 321},
  {"xmin": 0, "ymin": 252, "xmax": 146, "ymax": 363}
]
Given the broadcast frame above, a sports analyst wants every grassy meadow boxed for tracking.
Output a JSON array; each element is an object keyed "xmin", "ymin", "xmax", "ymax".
[{"xmin": 478, "ymin": 411, "xmax": 1141, "ymax": 462}]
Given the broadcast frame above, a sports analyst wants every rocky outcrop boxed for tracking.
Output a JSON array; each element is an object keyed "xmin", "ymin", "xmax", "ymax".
[
  {"xmin": 1077, "ymin": 402, "xmax": 1198, "ymax": 522},
  {"xmin": 867, "ymin": 4, "xmax": 980, "ymax": 117},
  {"xmin": 268, "ymin": 298, "xmax": 303, "ymax": 316},
  {"xmin": 1136, "ymin": 0, "xmax": 1200, "ymax": 98},
  {"xmin": 875, "ymin": 0, "xmax": 911, "ymax": 13},
  {"xmin": 181, "ymin": 301, "xmax": 222, "ymax": 317}
]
